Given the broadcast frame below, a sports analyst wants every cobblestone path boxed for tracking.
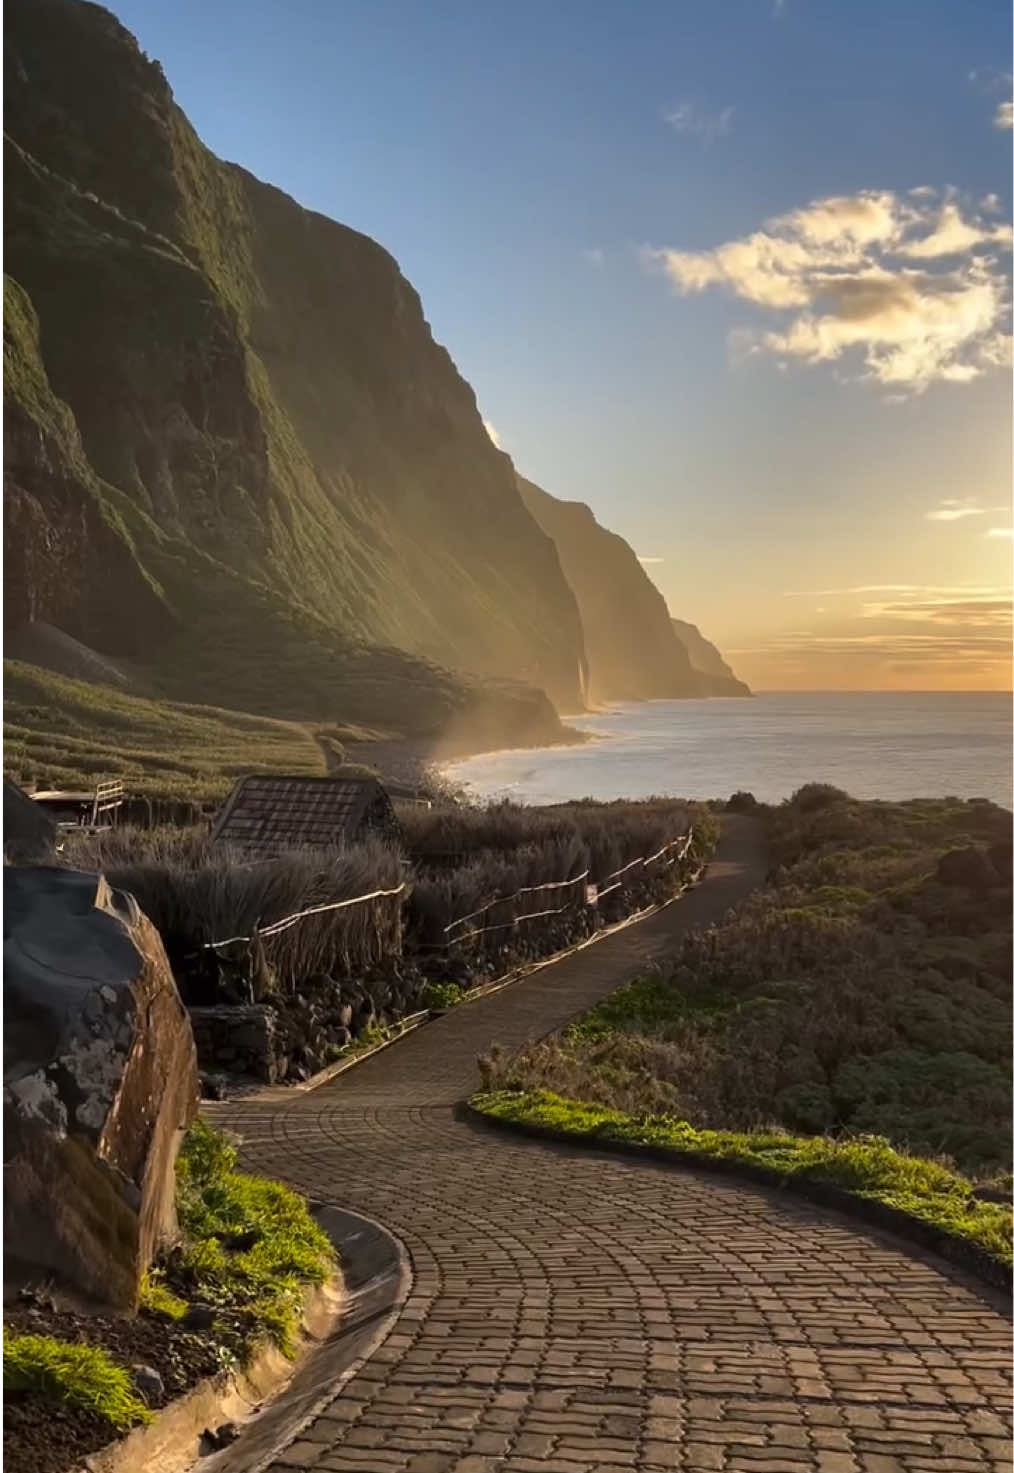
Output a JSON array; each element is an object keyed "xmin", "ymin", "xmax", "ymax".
[{"xmin": 212, "ymin": 818, "xmax": 1013, "ymax": 1473}]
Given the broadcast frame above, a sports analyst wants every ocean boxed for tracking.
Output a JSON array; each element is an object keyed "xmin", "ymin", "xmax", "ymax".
[{"xmin": 443, "ymin": 691, "xmax": 1013, "ymax": 809}]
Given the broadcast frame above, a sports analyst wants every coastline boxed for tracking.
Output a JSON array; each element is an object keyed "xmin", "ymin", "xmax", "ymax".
[{"xmin": 346, "ymin": 720, "xmax": 599, "ymax": 801}]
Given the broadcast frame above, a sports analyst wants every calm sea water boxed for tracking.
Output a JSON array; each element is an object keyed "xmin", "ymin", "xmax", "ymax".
[{"xmin": 444, "ymin": 692, "xmax": 1013, "ymax": 809}]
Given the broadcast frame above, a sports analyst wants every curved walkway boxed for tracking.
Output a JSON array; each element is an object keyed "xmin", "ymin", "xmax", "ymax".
[{"xmin": 211, "ymin": 818, "xmax": 1012, "ymax": 1473}]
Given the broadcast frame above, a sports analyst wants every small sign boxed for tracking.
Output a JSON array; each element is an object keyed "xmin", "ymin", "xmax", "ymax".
[{"xmin": 585, "ymin": 883, "xmax": 598, "ymax": 906}]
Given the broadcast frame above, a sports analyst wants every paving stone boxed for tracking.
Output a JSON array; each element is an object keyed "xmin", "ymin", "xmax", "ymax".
[{"xmin": 206, "ymin": 819, "xmax": 1013, "ymax": 1473}]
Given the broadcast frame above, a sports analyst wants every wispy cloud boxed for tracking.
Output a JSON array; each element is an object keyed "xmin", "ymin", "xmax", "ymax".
[
  {"xmin": 859, "ymin": 597, "xmax": 1012, "ymax": 627},
  {"xmin": 783, "ymin": 583, "xmax": 1010, "ymax": 598},
  {"xmin": 482, "ymin": 418, "xmax": 502, "ymax": 449},
  {"xmin": 925, "ymin": 498, "xmax": 986, "ymax": 522},
  {"xmin": 995, "ymin": 100, "xmax": 1014, "ymax": 130},
  {"xmin": 662, "ymin": 101, "xmax": 734, "ymax": 145},
  {"xmin": 582, "ymin": 247, "xmax": 605, "ymax": 268},
  {"xmin": 637, "ymin": 555, "xmax": 665, "ymax": 564},
  {"xmin": 644, "ymin": 189, "xmax": 1013, "ymax": 392},
  {"xmin": 987, "ymin": 526, "xmax": 1013, "ymax": 539}
]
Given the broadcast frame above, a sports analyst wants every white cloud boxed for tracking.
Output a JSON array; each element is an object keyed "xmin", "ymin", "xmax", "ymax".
[
  {"xmin": 901, "ymin": 202, "xmax": 1012, "ymax": 258},
  {"xmin": 925, "ymin": 498, "xmax": 986, "ymax": 522},
  {"xmin": 482, "ymin": 418, "xmax": 502, "ymax": 449},
  {"xmin": 645, "ymin": 189, "xmax": 1013, "ymax": 391},
  {"xmin": 637, "ymin": 555, "xmax": 665, "ymax": 564},
  {"xmin": 987, "ymin": 526, "xmax": 1013, "ymax": 538},
  {"xmin": 582, "ymin": 248, "xmax": 605, "ymax": 267},
  {"xmin": 662, "ymin": 101, "xmax": 734, "ymax": 145},
  {"xmin": 995, "ymin": 100, "xmax": 1014, "ymax": 130}
]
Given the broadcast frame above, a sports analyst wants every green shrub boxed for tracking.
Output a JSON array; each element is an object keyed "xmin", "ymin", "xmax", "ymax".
[
  {"xmin": 422, "ymin": 981, "xmax": 468, "ymax": 1010},
  {"xmin": 791, "ymin": 783, "xmax": 849, "ymax": 812},
  {"xmin": 495, "ymin": 794, "xmax": 1012, "ymax": 1173},
  {"xmin": 3, "ymin": 1334, "xmax": 153, "ymax": 1431},
  {"xmin": 170, "ymin": 1120, "xmax": 333, "ymax": 1355}
]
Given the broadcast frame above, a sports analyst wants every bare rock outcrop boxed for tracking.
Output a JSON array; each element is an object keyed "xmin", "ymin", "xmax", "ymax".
[{"xmin": 4, "ymin": 867, "xmax": 198, "ymax": 1310}]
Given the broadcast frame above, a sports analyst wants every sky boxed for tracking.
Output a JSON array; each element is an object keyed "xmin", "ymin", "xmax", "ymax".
[{"xmin": 112, "ymin": 0, "xmax": 1013, "ymax": 690}]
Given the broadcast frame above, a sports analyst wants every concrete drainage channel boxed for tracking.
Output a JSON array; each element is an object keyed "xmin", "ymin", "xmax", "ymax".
[
  {"xmin": 82, "ymin": 1205, "xmax": 411, "ymax": 1473},
  {"xmin": 202, "ymin": 1205, "xmax": 412, "ymax": 1473}
]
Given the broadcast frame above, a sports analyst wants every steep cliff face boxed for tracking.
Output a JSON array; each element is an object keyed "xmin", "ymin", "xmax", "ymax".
[
  {"xmin": 517, "ymin": 477, "xmax": 701, "ymax": 704},
  {"xmin": 670, "ymin": 619, "xmax": 751, "ymax": 698},
  {"xmin": 4, "ymin": 0, "xmax": 588, "ymax": 726},
  {"xmin": 3, "ymin": 275, "xmax": 176, "ymax": 653}
]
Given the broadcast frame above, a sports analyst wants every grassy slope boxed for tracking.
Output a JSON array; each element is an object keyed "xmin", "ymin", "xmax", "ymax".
[
  {"xmin": 473, "ymin": 790, "xmax": 1012, "ymax": 1268},
  {"xmin": 487, "ymin": 791, "xmax": 1011, "ymax": 1175},
  {"xmin": 3, "ymin": 661, "xmax": 326, "ymax": 800}
]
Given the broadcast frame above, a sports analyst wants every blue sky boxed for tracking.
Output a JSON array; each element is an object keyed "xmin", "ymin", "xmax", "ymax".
[{"xmin": 112, "ymin": 0, "xmax": 1012, "ymax": 688}]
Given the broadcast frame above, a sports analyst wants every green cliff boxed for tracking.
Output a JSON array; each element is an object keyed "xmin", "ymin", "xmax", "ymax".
[{"xmin": 4, "ymin": 0, "xmax": 587, "ymax": 748}]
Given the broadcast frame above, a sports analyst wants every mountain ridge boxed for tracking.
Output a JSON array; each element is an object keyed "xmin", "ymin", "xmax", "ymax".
[
  {"xmin": 518, "ymin": 477, "xmax": 749, "ymax": 703},
  {"xmin": 4, "ymin": 0, "xmax": 744, "ymax": 777}
]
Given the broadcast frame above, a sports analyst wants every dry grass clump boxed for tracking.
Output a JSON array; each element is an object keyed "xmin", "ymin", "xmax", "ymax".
[
  {"xmin": 406, "ymin": 799, "xmax": 713, "ymax": 968},
  {"xmin": 55, "ymin": 797, "xmax": 715, "ymax": 1006},
  {"xmin": 60, "ymin": 826, "xmax": 404, "ymax": 992}
]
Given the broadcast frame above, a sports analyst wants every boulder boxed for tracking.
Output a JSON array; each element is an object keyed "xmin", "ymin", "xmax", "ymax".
[{"xmin": 4, "ymin": 867, "xmax": 198, "ymax": 1311}]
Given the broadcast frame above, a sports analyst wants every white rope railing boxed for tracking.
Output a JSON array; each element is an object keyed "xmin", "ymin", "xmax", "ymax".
[
  {"xmin": 198, "ymin": 828, "xmax": 696, "ymax": 954},
  {"xmin": 444, "ymin": 828, "xmax": 695, "ymax": 947},
  {"xmin": 200, "ymin": 882, "xmax": 407, "ymax": 951},
  {"xmin": 443, "ymin": 870, "xmax": 591, "ymax": 933},
  {"xmin": 447, "ymin": 901, "xmax": 575, "ymax": 944}
]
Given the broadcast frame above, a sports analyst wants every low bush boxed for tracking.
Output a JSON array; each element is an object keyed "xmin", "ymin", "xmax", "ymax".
[{"xmin": 488, "ymin": 792, "xmax": 1012, "ymax": 1175}]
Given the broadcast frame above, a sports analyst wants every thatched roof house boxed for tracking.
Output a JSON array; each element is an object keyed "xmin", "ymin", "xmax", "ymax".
[{"xmin": 211, "ymin": 775, "xmax": 398, "ymax": 859}]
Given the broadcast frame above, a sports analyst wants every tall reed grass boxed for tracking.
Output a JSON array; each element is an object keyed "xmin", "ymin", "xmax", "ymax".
[{"xmin": 59, "ymin": 826, "xmax": 404, "ymax": 991}]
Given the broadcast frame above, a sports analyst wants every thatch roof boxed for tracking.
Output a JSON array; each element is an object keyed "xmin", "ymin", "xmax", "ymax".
[{"xmin": 211, "ymin": 775, "xmax": 397, "ymax": 859}]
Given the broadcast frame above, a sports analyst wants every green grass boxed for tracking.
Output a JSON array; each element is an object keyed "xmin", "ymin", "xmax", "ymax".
[
  {"xmin": 167, "ymin": 1120, "xmax": 334, "ymax": 1355},
  {"xmin": 3, "ymin": 1334, "xmax": 153, "ymax": 1431},
  {"xmin": 138, "ymin": 1273, "xmax": 188, "ymax": 1322},
  {"xmin": 473, "ymin": 1089, "xmax": 1013, "ymax": 1268},
  {"xmin": 421, "ymin": 981, "xmax": 468, "ymax": 1010},
  {"xmin": 566, "ymin": 974, "xmax": 731, "ymax": 1043},
  {"xmin": 3, "ymin": 660, "xmax": 326, "ymax": 800}
]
